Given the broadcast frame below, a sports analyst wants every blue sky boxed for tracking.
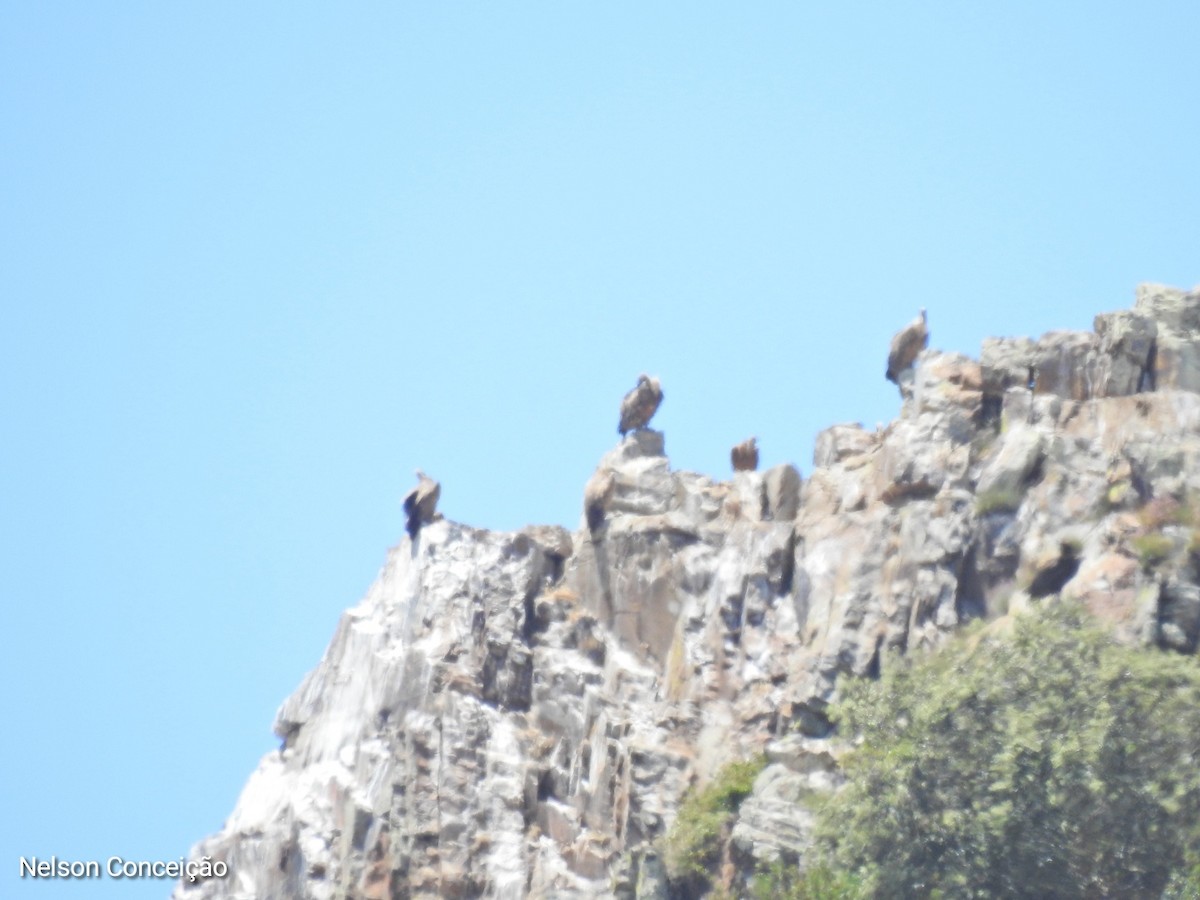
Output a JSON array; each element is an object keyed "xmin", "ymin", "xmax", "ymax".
[{"xmin": 3, "ymin": 4, "xmax": 1198, "ymax": 897}]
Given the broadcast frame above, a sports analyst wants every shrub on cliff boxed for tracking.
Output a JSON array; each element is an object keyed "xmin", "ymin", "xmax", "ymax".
[
  {"xmin": 807, "ymin": 603, "xmax": 1200, "ymax": 898},
  {"xmin": 663, "ymin": 755, "xmax": 765, "ymax": 894}
]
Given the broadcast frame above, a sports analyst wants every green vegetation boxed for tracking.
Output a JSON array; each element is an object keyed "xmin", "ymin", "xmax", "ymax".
[
  {"xmin": 1162, "ymin": 866, "xmax": 1200, "ymax": 899},
  {"xmin": 974, "ymin": 487, "xmax": 1024, "ymax": 515},
  {"xmin": 1138, "ymin": 494, "xmax": 1200, "ymax": 530},
  {"xmin": 988, "ymin": 585, "xmax": 1015, "ymax": 618},
  {"xmin": 663, "ymin": 755, "xmax": 766, "ymax": 892},
  {"xmin": 1105, "ymin": 479, "xmax": 1134, "ymax": 509},
  {"xmin": 791, "ymin": 604, "xmax": 1200, "ymax": 898},
  {"xmin": 1133, "ymin": 531, "xmax": 1175, "ymax": 569},
  {"xmin": 751, "ymin": 861, "xmax": 864, "ymax": 899}
]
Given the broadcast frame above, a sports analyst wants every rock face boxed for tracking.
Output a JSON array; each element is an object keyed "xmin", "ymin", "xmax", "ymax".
[{"xmin": 178, "ymin": 284, "xmax": 1200, "ymax": 899}]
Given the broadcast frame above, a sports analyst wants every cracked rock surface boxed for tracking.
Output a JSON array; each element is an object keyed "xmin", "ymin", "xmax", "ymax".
[{"xmin": 178, "ymin": 284, "xmax": 1200, "ymax": 898}]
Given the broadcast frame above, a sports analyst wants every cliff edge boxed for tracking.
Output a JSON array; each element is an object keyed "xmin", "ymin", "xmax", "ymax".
[{"xmin": 176, "ymin": 283, "xmax": 1200, "ymax": 898}]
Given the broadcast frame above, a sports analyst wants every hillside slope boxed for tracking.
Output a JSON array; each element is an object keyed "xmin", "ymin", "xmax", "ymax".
[{"xmin": 175, "ymin": 283, "xmax": 1200, "ymax": 899}]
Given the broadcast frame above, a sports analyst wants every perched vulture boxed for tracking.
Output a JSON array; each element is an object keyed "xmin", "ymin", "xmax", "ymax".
[
  {"xmin": 403, "ymin": 469, "xmax": 441, "ymax": 539},
  {"xmin": 731, "ymin": 436, "xmax": 759, "ymax": 472},
  {"xmin": 618, "ymin": 374, "xmax": 664, "ymax": 435},
  {"xmin": 886, "ymin": 308, "xmax": 929, "ymax": 384},
  {"xmin": 1027, "ymin": 541, "xmax": 1082, "ymax": 599}
]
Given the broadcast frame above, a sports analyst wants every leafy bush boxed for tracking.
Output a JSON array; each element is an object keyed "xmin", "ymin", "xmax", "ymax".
[
  {"xmin": 808, "ymin": 604, "xmax": 1200, "ymax": 898},
  {"xmin": 751, "ymin": 861, "xmax": 865, "ymax": 899},
  {"xmin": 663, "ymin": 755, "xmax": 766, "ymax": 890}
]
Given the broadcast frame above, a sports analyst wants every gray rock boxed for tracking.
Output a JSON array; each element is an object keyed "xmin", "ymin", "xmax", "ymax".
[
  {"xmin": 1153, "ymin": 331, "xmax": 1200, "ymax": 393},
  {"xmin": 178, "ymin": 282, "xmax": 1200, "ymax": 899},
  {"xmin": 1030, "ymin": 331, "xmax": 1101, "ymax": 400},
  {"xmin": 1135, "ymin": 283, "xmax": 1200, "ymax": 333},
  {"xmin": 762, "ymin": 463, "xmax": 802, "ymax": 521},
  {"xmin": 731, "ymin": 765, "xmax": 817, "ymax": 866},
  {"xmin": 981, "ymin": 336, "xmax": 1037, "ymax": 395},
  {"xmin": 813, "ymin": 423, "xmax": 877, "ymax": 467},
  {"xmin": 1093, "ymin": 310, "xmax": 1157, "ymax": 395},
  {"xmin": 976, "ymin": 427, "xmax": 1044, "ymax": 499}
]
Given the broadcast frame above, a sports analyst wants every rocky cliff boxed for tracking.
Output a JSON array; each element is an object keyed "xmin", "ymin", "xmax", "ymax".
[{"xmin": 176, "ymin": 283, "xmax": 1200, "ymax": 899}]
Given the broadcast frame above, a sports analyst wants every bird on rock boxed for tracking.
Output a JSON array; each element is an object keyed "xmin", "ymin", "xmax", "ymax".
[
  {"xmin": 618, "ymin": 374, "xmax": 663, "ymax": 436},
  {"xmin": 886, "ymin": 308, "xmax": 929, "ymax": 384},
  {"xmin": 731, "ymin": 436, "xmax": 759, "ymax": 472},
  {"xmin": 403, "ymin": 470, "xmax": 441, "ymax": 539}
]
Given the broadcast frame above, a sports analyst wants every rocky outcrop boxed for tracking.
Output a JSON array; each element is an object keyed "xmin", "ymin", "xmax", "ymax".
[
  {"xmin": 980, "ymin": 283, "xmax": 1200, "ymax": 403},
  {"xmin": 178, "ymin": 283, "xmax": 1200, "ymax": 899}
]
